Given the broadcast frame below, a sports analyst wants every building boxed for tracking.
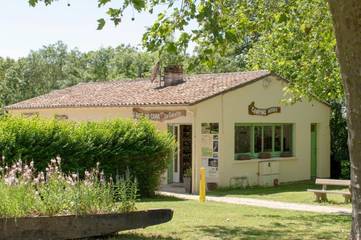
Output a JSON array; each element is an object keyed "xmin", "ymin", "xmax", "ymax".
[{"xmin": 5, "ymin": 70, "xmax": 331, "ymax": 193}]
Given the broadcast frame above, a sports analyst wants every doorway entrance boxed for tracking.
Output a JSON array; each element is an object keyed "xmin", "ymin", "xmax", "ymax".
[
  {"xmin": 310, "ymin": 123, "xmax": 318, "ymax": 179},
  {"xmin": 168, "ymin": 124, "xmax": 192, "ymax": 183}
]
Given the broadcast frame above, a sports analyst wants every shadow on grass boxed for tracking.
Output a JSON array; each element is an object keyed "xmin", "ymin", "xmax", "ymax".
[
  {"xmin": 91, "ymin": 233, "xmax": 181, "ymax": 240},
  {"xmin": 253, "ymin": 213, "xmax": 351, "ymax": 224},
  {"xmin": 140, "ymin": 195, "xmax": 186, "ymax": 203},
  {"xmin": 196, "ymin": 225, "xmax": 285, "ymax": 240},
  {"xmin": 196, "ymin": 214, "xmax": 351, "ymax": 240},
  {"xmin": 196, "ymin": 216, "xmax": 349, "ymax": 240}
]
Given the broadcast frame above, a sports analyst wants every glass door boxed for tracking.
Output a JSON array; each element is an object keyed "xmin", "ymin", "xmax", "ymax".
[{"xmin": 167, "ymin": 124, "xmax": 180, "ymax": 183}]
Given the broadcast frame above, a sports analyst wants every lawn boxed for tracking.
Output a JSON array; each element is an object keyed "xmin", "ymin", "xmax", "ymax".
[
  {"xmin": 208, "ymin": 181, "xmax": 351, "ymax": 207},
  {"xmin": 109, "ymin": 196, "xmax": 350, "ymax": 240}
]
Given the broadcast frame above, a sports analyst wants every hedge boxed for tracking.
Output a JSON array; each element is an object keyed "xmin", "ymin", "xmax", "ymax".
[{"xmin": 0, "ymin": 116, "xmax": 174, "ymax": 196}]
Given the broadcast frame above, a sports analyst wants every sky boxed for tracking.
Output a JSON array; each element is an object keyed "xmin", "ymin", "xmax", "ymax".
[{"xmin": 0, "ymin": 0, "xmax": 161, "ymax": 58}]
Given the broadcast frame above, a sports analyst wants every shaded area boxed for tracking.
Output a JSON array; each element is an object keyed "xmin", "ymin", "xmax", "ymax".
[
  {"xmin": 97, "ymin": 197, "xmax": 351, "ymax": 240},
  {"xmin": 91, "ymin": 233, "xmax": 181, "ymax": 240},
  {"xmin": 140, "ymin": 196, "xmax": 186, "ymax": 203}
]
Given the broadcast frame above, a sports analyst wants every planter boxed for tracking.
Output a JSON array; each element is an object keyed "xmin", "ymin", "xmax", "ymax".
[
  {"xmin": 183, "ymin": 176, "xmax": 192, "ymax": 193},
  {"xmin": 237, "ymin": 154, "xmax": 251, "ymax": 160},
  {"xmin": 0, "ymin": 209, "xmax": 173, "ymax": 240},
  {"xmin": 207, "ymin": 182, "xmax": 218, "ymax": 191},
  {"xmin": 280, "ymin": 152, "xmax": 293, "ymax": 157},
  {"xmin": 258, "ymin": 152, "xmax": 272, "ymax": 159}
]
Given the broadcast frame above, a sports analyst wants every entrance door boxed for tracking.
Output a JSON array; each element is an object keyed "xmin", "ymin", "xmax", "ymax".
[
  {"xmin": 167, "ymin": 125, "xmax": 180, "ymax": 183},
  {"xmin": 179, "ymin": 125, "xmax": 192, "ymax": 183},
  {"xmin": 311, "ymin": 124, "xmax": 318, "ymax": 178}
]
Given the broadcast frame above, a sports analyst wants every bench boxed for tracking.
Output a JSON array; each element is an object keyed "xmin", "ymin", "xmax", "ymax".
[{"xmin": 307, "ymin": 178, "xmax": 351, "ymax": 203}]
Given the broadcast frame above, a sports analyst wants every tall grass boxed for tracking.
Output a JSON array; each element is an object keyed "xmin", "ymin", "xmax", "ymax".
[{"xmin": 0, "ymin": 157, "xmax": 137, "ymax": 218}]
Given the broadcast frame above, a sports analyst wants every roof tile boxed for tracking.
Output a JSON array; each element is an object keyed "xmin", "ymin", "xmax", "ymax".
[{"xmin": 5, "ymin": 70, "xmax": 270, "ymax": 110}]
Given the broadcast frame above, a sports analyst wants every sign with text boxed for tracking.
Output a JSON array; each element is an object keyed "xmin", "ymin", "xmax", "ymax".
[
  {"xmin": 248, "ymin": 102, "xmax": 281, "ymax": 116},
  {"xmin": 133, "ymin": 108, "xmax": 186, "ymax": 121}
]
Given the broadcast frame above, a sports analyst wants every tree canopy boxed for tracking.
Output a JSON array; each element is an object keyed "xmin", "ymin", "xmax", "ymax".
[
  {"xmin": 28, "ymin": 0, "xmax": 343, "ymax": 103},
  {"xmin": 0, "ymin": 43, "xmax": 154, "ymax": 109}
]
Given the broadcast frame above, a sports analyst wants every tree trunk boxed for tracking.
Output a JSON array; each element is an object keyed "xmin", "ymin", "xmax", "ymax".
[{"xmin": 327, "ymin": 1, "xmax": 361, "ymax": 239}]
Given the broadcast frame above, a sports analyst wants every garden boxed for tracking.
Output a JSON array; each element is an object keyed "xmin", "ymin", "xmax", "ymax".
[{"xmin": 0, "ymin": 116, "xmax": 174, "ymax": 239}]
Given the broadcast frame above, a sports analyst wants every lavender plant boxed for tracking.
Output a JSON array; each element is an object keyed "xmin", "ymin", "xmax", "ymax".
[{"xmin": 0, "ymin": 157, "xmax": 138, "ymax": 218}]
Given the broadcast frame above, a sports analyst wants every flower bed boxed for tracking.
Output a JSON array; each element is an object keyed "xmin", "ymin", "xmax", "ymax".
[
  {"xmin": 0, "ymin": 158, "xmax": 174, "ymax": 239},
  {"xmin": 0, "ymin": 157, "xmax": 137, "ymax": 218}
]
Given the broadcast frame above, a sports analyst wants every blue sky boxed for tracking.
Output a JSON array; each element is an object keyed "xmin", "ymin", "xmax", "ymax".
[{"xmin": 0, "ymin": 0, "xmax": 161, "ymax": 58}]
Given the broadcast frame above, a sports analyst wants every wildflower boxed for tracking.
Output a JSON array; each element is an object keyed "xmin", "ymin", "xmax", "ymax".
[{"xmin": 56, "ymin": 156, "xmax": 61, "ymax": 165}]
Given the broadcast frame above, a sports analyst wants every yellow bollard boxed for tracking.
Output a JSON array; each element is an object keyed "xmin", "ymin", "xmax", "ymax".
[{"xmin": 199, "ymin": 167, "xmax": 206, "ymax": 203}]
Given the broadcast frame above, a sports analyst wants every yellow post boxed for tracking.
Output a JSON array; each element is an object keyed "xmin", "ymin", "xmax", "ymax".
[{"xmin": 199, "ymin": 167, "xmax": 206, "ymax": 203}]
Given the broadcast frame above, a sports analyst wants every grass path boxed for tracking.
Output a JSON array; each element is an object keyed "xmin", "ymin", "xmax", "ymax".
[
  {"xmin": 109, "ymin": 196, "xmax": 350, "ymax": 240},
  {"xmin": 157, "ymin": 191, "xmax": 351, "ymax": 214}
]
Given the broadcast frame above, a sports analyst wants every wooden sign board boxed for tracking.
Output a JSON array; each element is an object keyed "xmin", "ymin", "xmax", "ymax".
[
  {"xmin": 133, "ymin": 108, "xmax": 186, "ymax": 121},
  {"xmin": 248, "ymin": 101, "xmax": 281, "ymax": 116}
]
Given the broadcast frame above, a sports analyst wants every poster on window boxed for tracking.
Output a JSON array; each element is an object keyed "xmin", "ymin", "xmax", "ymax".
[{"xmin": 201, "ymin": 123, "xmax": 219, "ymax": 180}]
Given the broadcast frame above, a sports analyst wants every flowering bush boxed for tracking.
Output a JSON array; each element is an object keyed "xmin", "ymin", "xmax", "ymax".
[
  {"xmin": 0, "ymin": 116, "xmax": 174, "ymax": 196},
  {"xmin": 0, "ymin": 157, "xmax": 137, "ymax": 218}
]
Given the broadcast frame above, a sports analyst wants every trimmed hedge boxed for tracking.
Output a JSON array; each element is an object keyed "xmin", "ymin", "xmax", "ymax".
[{"xmin": 0, "ymin": 116, "xmax": 174, "ymax": 196}]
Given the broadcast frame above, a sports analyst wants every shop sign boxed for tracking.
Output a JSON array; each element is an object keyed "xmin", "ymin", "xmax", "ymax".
[
  {"xmin": 133, "ymin": 108, "xmax": 186, "ymax": 121},
  {"xmin": 248, "ymin": 101, "xmax": 281, "ymax": 116}
]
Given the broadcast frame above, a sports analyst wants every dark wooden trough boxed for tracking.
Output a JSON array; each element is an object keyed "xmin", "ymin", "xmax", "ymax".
[{"xmin": 0, "ymin": 209, "xmax": 173, "ymax": 240}]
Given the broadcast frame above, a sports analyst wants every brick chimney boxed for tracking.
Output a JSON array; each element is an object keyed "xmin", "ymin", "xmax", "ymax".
[{"xmin": 163, "ymin": 65, "xmax": 184, "ymax": 87}]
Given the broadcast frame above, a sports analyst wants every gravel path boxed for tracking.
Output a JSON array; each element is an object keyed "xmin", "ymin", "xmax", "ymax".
[{"xmin": 156, "ymin": 191, "xmax": 351, "ymax": 215}]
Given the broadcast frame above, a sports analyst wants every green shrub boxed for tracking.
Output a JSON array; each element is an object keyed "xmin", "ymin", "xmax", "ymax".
[{"xmin": 0, "ymin": 116, "xmax": 174, "ymax": 196}]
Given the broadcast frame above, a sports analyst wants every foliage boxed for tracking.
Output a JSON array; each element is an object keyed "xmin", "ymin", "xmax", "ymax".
[
  {"xmin": 0, "ymin": 158, "xmax": 137, "ymax": 218},
  {"xmin": 27, "ymin": 0, "xmax": 343, "ymax": 103},
  {"xmin": 0, "ymin": 116, "xmax": 174, "ymax": 196},
  {"xmin": 0, "ymin": 42, "xmax": 155, "ymax": 111},
  {"xmin": 330, "ymin": 102, "xmax": 349, "ymax": 179}
]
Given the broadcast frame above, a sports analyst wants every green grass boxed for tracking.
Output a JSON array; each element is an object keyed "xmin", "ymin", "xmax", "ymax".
[
  {"xmin": 106, "ymin": 196, "xmax": 351, "ymax": 240},
  {"xmin": 208, "ymin": 181, "xmax": 351, "ymax": 207}
]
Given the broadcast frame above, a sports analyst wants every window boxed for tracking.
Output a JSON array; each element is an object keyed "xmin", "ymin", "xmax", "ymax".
[
  {"xmin": 274, "ymin": 126, "xmax": 282, "ymax": 152},
  {"xmin": 263, "ymin": 126, "xmax": 273, "ymax": 152},
  {"xmin": 235, "ymin": 126, "xmax": 251, "ymax": 153},
  {"xmin": 283, "ymin": 124, "xmax": 293, "ymax": 152},
  {"xmin": 254, "ymin": 126, "xmax": 263, "ymax": 153},
  {"xmin": 234, "ymin": 124, "xmax": 293, "ymax": 160}
]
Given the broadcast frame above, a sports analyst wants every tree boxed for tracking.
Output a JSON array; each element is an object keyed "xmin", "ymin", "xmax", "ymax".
[
  {"xmin": 0, "ymin": 42, "xmax": 155, "ymax": 111},
  {"xmin": 22, "ymin": 0, "xmax": 361, "ymax": 237},
  {"xmin": 327, "ymin": 1, "xmax": 361, "ymax": 238}
]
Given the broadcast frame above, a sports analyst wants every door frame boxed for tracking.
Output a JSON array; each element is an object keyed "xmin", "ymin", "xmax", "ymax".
[
  {"xmin": 167, "ymin": 123, "xmax": 193, "ymax": 184},
  {"xmin": 310, "ymin": 123, "xmax": 318, "ymax": 178}
]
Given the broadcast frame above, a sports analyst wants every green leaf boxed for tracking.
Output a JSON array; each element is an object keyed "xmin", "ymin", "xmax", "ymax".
[
  {"xmin": 97, "ymin": 18, "xmax": 106, "ymax": 30},
  {"xmin": 28, "ymin": 0, "xmax": 38, "ymax": 7}
]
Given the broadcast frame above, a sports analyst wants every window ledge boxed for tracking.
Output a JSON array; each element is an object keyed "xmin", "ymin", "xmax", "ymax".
[{"xmin": 233, "ymin": 156, "xmax": 297, "ymax": 164}]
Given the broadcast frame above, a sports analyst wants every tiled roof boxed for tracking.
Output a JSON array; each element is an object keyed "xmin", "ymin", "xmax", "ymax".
[{"xmin": 5, "ymin": 70, "xmax": 271, "ymax": 110}]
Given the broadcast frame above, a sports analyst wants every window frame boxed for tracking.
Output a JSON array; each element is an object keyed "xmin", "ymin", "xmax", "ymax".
[{"xmin": 234, "ymin": 123, "xmax": 293, "ymax": 160}]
